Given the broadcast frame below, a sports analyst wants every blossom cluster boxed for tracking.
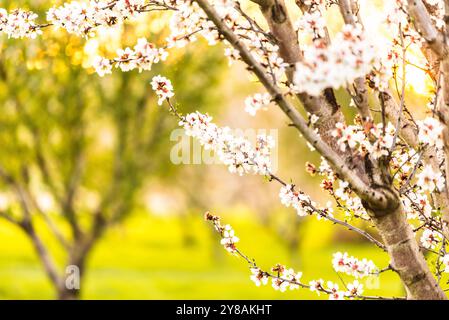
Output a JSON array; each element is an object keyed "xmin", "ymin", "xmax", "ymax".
[
  {"xmin": 332, "ymin": 119, "xmax": 397, "ymax": 160},
  {"xmin": 150, "ymin": 75, "xmax": 174, "ymax": 105},
  {"xmin": 166, "ymin": 0, "xmax": 217, "ymax": 48},
  {"xmin": 269, "ymin": 265, "xmax": 303, "ymax": 292},
  {"xmin": 0, "ymin": 8, "xmax": 42, "ymax": 39},
  {"xmin": 178, "ymin": 111, "xmax": 275, "ymax": 175},
  {"xmin": 371, "ymin": 0, "xmax": 440, "ymax": 92},
  {"xmin": 251, "ymin": 264, "xmax": 365, "ymax": 300},
  {"xmin": 293, "ymin": 24, "xmax": 378, "ymax": 96},
  {"xmin": 249, "ymin": 268, "xmax": 269, "ymax": 287},
  {"xmin": 47, "ymin": 0, "xmax": 149, "ymax": 37},
  {"xmin": 420, "ymin": 228, "xmax": 442, "ymax": 250},
  {"xmin": 244, "ymin": 93, "xmax": 271, "ymax": 116},
  {"xmin": 220, "ymin": 224, "xmax": 239, "ymax": 253},
  {"xmin": 250, "ymin": 263, "xmax": 364, "ymax": 300},
  {"xmin": 401, "ymin": 192, "xmax": 433, "ymax": 220},
  {"xmin": 306, "ymin": 158, "xmax": 368, "ymax": 220},
  {"xmin": 205, "ymin": 212, "xmax": 240, "ymax": 253},
  {"xmin": 207, "ymin": 214, "xmax": 370, "ymax": 299},
  {"xmin": 279, "ymin": 184, "xmax": 317, "ymax": 217},
  {"xmin": 294, "ymin": 10, "xmax": 326, "ymax": 39},
  {"xmin": 167, "ymin": 0, "xmax": 289, "ymax": 83},
  {"xmin": 416, "ymin": 165, "xmax": 445, "ymax": 193},
  {"xmin": 93, "ymin": 38, "xmax": 168, "ymax": 76},
  {"xmin": 417, "ymin": 117, "xmax": 444, "ymax": 149},
  {"xmin": 332, "ymin": 252, "xmax": 377, "ymax": 278}
]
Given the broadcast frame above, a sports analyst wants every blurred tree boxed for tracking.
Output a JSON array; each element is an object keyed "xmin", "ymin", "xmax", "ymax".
[{"xmin": 0, "ymin": 5, "xmax": 225, "ymax": 299}]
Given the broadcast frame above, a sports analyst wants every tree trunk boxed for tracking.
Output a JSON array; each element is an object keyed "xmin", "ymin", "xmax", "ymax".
[
  {"xmin": 371, "ymin": 205, "xmax": 447, "ymax": 299},
  {"xmin": 57, "ymin": 286, "xmax": 81, "ymax": 300}
]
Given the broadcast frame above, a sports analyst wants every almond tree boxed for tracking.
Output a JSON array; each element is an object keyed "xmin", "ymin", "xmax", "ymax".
[
  {"xmin": 0, "ymin": 5, "xmax": 223, "ymax": 299},
  {"xmin": 2, "ymin": 0, "xmax": 449, "ymax": 299}
]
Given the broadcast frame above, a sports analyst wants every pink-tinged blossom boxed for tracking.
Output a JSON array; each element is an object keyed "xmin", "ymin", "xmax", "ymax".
[
  {"xmin": 326, "ymin": 281, "xmax": 345, "ymax": 300},
  {"xmin": 270, "ymin": 265, "xmax": 302, "ymax": 292},
  {"xmin": 0, "ymin": 9, "xmax": 42, "ymax": 39},
  {"xmin": 284, "ymin": 268, "xmax": 302, "ymax": 290},
  {"xmin": 332, "ymin": 252, "xmax": 377, "ymax": 278},
  {"xmin": 293, "ymin": 24, "xmax": 377, "ymax": 96},
  {"xmin": 332, "ymin": 123, "xmax": 366, "ymax": 152},
  {"xmin": 250, "ymin": 268, "xmax": 269, "ymax": 286},
  {"xmin": 93, "ymin": 38, "xmax": 167, "ymax": 76},
  {"xmin": 220, "ymin": 224, "xmax": 239, "ymax": 253},
  {"xmin": 420, "ymin": 229, "xmax": 441, "ymax": 250},
  {"xmin": 417, "ymin": 117, "xmax": 444, "ymax": 148},
  {"xmin": 115, "ymin": 48, "xmax": 138, "ymax": 72},
  {"xmin": 416, "ymin": 165, "xmax": 445, "ymax": 193},
  {"xmin": 294, "ymin": 10, "xmax": 326, "ymax": 38},
  {"xmin": 271, "ymin": 277, "xmax": 289, "ymax": 292},
  {"xmin": 309, "ymin": 279, "xmax": 324, "ymax": 296},
  {"xmin": 402, "ymin": 193, "xmax": 432, "ymax": 220},
  {"xmin": 47, "ymin": 0, "xmax": 146, "ymax": 37},
  {"xmin": 279, "ymin": 184, "xmax": 315, "ymax": 217},
  {"xmin": 151, "ymin": 75, "xmax": 175, "ymax": 105},
  {"xmin": 178, "ymin": 111, "xmax": 275, "ymax": 175},
  {"xmin": 244, "ymin": 93, "xmax": 271, "ymax": 116},
  {"xmin": 346, "ymin": 280, "xmax": 364, "ymax": 297},
  {"xmin": 92, "ymin": 56, "xmax": 113, "ymax": 77}
]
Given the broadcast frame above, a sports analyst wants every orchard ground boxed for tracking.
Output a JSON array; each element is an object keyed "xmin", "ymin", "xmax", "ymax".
[{"xmin": 0, "ymin": 209, "xmax": 405, "ymax": 299}]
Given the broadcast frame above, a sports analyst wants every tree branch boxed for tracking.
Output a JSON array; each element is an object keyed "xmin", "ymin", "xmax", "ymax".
[{"xmin": 195, "ymin": 0, "xmax": 392, "ymax": 210}]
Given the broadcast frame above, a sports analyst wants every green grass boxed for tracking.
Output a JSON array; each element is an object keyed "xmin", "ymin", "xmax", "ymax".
[{"xmin": 0, "ymin": 211, "xmax": 404, "ymax": 299}]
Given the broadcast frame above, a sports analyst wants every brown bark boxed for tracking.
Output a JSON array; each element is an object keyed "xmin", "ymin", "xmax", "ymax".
[
  {"xmin": 371, "ymin": 202, "xmax": 446, "ymax": 299},
  {"xmin": 57, "ymin": 286, "xmax": 81, "ymax": 300}
]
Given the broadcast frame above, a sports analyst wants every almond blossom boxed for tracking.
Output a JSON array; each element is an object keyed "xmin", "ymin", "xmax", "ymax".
[
  {"xmin": 279, "ymin": 184, "xmax": 316, "ymax": 217},
  {"xmin": 244, "ymin": 93, "xmax": 271, "ymax": 116},
  {"xmin": 294, "ymin": 10, "xmax": 326, "ymax": 39},
  {"xmin": 327, "ymin": 281, "xmax": 345, "ymax": 300},
  {"xmin": 250, "ymin": 268, "xmax": 269, "ymax": 287},
  {"xmin": 0, "ymin": 9, "xmax": 42, "ymax": 39},
  {"xmin": 293, "ymin": 24, "xmax": 378, "ymax": 96},
  {"xmin": 417, "ymin": 117, "xmax": 444, "ymax": 148},
  {"xmin": 346, "ymin": 280, "xmax": 364, "ymax": 297},
  {"xmin": 47, "ymin": 0, "xmax": 147, "ymax": 37},
  {"xmin": 151, "ymin": 75, "xmax": 175, "ymax": 105},
  {"xmin": 416, "ymin": 165, "xmax": 445, "ymax": 193},
  {"xmin": 420, "ymin": 229, "xmax": 442, "ymax": 250},
  {"xmin": 220, "ymin": 224, "xmax": 239, "ymax": 253},
  {"xmin": 309, "ymin": 279, "xmax": 324, "ymax": 296},
  {"xmin": 94, "ymin": 39, "xmax": 168, "ymax": 75},
  {"xmin": 177, "ymin": 111, "xmax": 275, "ymax": 176},
  {"xmin": 92, "ymin": 56, "xmax": 113, "ymax": 77},
  {"xmin": 332, "ymin": 252, "xmax": 377, "ymax": 278}
]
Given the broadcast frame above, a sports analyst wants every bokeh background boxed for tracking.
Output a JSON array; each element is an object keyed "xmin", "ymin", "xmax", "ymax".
[{"xmin": 0, "ymin": 0, "xmax": 437, "ymax": 299}]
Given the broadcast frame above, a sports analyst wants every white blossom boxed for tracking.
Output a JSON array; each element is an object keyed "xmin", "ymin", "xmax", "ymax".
[
  {"xmin": 220, "ymin": 224, "xmax": 239, "ymax": 253},
  {"xmin": 417, "ymin": 117, "xmax": 444, "ymax": 148},
  {"xmin": 416, "ymin": 165, "xmax": 445, "ymax": 193},
  {"xmin": 244, "ymin": 93, "xmax": 271, "ymax": 116},
  {"xmin": 178, "ymin": 111, "xmax": 275, "ymax": 176},
  {"xmin": 332, "ymin": 252, "xmax": 377, "ymax": 278},
  {"xmin": 151, "ymin": 75, "xmax": 175, "ymax": 105},
  {"xmin": 250, "ymin": 268, "xmax": 269, "ymax": 286},
  {"xmin": 346, "ymin": 280, "xmax": 364, "ymax": 297},
  {"xmin": 420, "ymin": 229, "xmax": 441, "ymax": 249},
  {"xmin": 293, "ymin": 24, "xmax": 378, "ymax": 96},
  {"xmin": 0, "ymin": 9, "xmax": 42, "ymax": 39}
]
